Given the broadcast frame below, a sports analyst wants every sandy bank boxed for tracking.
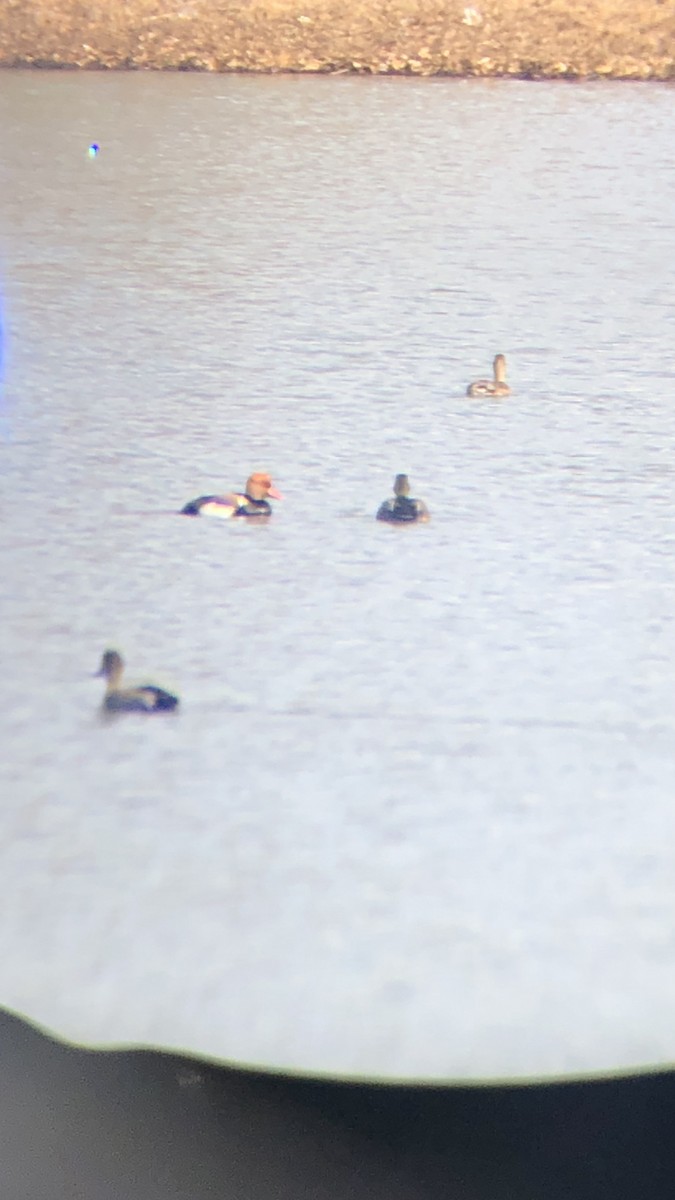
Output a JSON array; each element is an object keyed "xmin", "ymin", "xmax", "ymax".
[{"xmin": 1, "ymin": 0, "xmax": 675, "ymax": 79}]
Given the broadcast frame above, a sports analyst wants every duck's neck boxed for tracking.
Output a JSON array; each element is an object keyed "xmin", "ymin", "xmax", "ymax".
[
  {"xmin": 494, "ymin": 357, "xmax": 507, "ymax": 384},
  {"xmin": 104, "ymin": 663, "xmax": 124, "ymax": 691}
]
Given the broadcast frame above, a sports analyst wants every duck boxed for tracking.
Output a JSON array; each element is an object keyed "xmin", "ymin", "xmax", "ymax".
[
  {"xmin": 376, "ymin": 474, "xmax": 430, "ymax": 523},
  {"xmin": 466, "ymin": 353, "xmax": 510, "ymax": 397},
  {"xmin": 95, "ymin": 649, "xmax": 179, "ymax": 713},
  {"xmin": 181, "ymin": 472, "xmax": 283, "ymax": 519}
]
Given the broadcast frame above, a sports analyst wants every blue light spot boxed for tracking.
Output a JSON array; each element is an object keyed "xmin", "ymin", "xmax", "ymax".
[{"xmin": 88, "ymin": 143, "xmax": 100, "ymax": 158}]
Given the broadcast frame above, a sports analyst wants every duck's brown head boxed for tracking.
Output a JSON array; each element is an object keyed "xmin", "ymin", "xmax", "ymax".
[
  {"xmin": 394, "ymin": 474, "xmax": 411, "ymax": 497},
  {"xmin": 245, "ymin": 472, "xmax": 284, "ymax": 501}
]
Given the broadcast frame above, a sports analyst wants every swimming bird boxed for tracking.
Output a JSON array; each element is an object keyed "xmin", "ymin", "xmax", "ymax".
[
  {"xmin": 466, "ymin": 354, "xmax": 510, "ymax": 397},
  {"xmin": 376, "ymin": 474, "xmax": 430, "ymax": 523},
  {"xmin": 95, "ymin": 649, "xmax": 179, "ymax": 713},
  {"xmin": 180, "ymin": 472, "xmax": 283, "ymax": 518}
]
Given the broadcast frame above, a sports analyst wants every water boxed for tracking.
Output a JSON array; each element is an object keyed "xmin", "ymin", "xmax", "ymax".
[{"xmin": 2, "ymin": 70, "xmax": 675, "ymax": 1081}]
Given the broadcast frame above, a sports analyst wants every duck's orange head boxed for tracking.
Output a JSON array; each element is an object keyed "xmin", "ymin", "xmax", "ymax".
[{"xmin": 246, "ymin": 472, "xmax": 283, "ymax": 501}]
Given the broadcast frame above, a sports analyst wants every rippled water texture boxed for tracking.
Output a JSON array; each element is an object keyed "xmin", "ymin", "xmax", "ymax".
[{"xmin": 1, "ymin": 72, "xmax": 675, "ymax": 1080}]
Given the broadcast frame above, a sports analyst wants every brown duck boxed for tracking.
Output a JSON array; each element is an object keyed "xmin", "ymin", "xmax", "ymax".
[{"xmin": 467, "ymin": 354, "xmax": 511, "ymax": 397}]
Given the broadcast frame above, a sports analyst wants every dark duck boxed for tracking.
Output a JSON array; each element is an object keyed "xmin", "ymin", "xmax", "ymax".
[
  {"xmin": 376, "ymin": 474, "xmax": 430, "ymax": 523},
  {"xmin": 95, "ymin": 650, "xmax": 179, "ymax": 713}
]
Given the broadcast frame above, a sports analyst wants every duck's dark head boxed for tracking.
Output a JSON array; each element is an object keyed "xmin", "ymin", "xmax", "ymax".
[
  {"xmin": 96, "ymin": 649, "xmax": 124, "ymax": 679},
  {"xmin": 394, "ymin": 474, "xmax": 411, "ymax": 497}
]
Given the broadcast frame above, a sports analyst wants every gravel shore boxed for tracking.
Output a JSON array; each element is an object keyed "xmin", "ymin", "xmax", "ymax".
[{"xmin": 2, "ymin": 0, "xmax": 675, "ymax": 78}]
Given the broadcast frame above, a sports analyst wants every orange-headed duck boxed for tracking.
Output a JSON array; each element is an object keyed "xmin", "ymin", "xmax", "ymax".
[
  {"xmin": 467, "ymin": 353, "xmax": 511, "ymax": 397},
  {"xmin": 181, "ymin": 472, "xmax": 283, "ymax": 518},
  {"xmin": 96, "ymin": 649, "xmax": 179, "ymax": 713},
  {"xmin": 376, "ymin": 474, "xmax": 430, "ymax": 523}
]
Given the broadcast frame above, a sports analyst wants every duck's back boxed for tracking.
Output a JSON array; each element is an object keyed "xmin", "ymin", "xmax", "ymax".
[
  {"xmin": 377, "ymin": 496, "xmax": 427, "ymax": 523},
  {"xmin": 142, "ymin": 686, "xmax": 180, "ymax": 711},
  {"xmin": 181, "ymin": 493, "xmax": 239, "ymax": 518},
  {"xmin": 181, "ymin": 492, "xmax": 270, "ymax": 518},
  {"xmin": 467, "ymin": 379, "xmax": 494, "ymax": 397},
  {"xmin": 104, "ymin": 686, "xmax": 179, "ymax": 712},
  {"xmin": 181, "ymin": 495, "xmax": 215, "ymax": 516},
  {"xmin": 376, "ymin": 498, "xmax": 394, "ymax": 521}
]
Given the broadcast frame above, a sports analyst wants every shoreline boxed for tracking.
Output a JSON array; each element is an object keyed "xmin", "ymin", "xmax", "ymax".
[{"xmin": 1, "ymin": 0, "xmax": 675, "ymax": 80}]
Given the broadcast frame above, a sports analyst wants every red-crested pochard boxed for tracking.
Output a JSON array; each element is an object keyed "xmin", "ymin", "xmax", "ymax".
[{"xmin": 181, "ymin": 472, "xmax": 283, "ymax": 518}]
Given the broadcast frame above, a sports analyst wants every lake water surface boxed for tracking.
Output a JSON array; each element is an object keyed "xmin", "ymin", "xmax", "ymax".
[{"xmin": 1, "ymin": 71, "xmax": 675, "ymax": 1081}]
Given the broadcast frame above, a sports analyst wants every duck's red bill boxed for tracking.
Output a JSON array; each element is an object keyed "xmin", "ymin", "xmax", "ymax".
[{"xmin": 268, "ymin": 485, "xmax": 284, "ymax": 500}]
